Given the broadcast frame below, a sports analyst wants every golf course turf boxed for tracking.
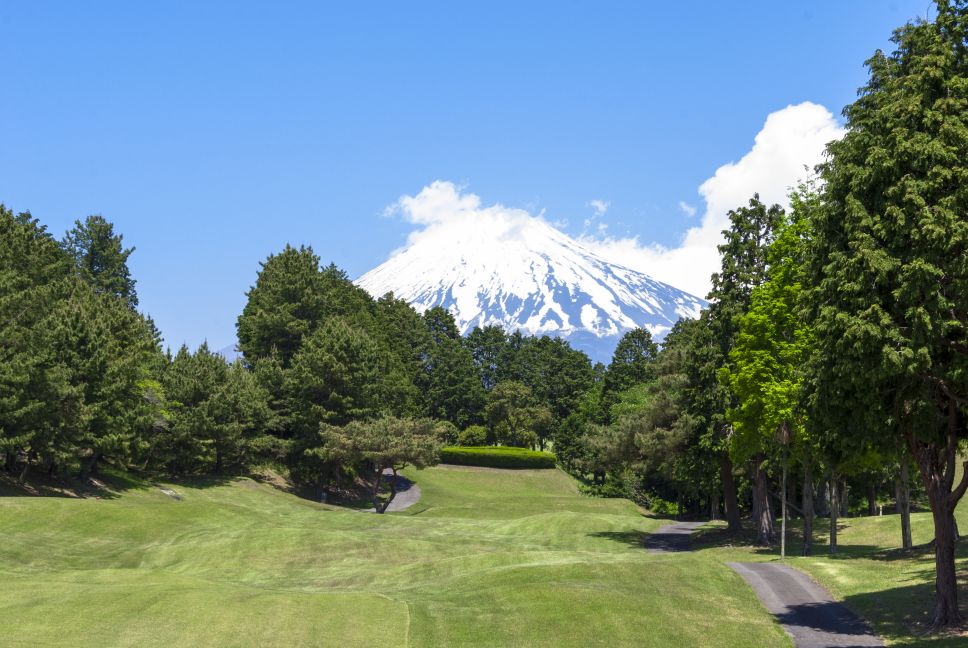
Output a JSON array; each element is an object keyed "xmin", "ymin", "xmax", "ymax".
[
  {"xmin": 1, "ymin": 465, "xmax": 789, "ymax": 647},
  {"xmin": 5, "ymin": 465, "xmax": 968, "ymax": 646}
]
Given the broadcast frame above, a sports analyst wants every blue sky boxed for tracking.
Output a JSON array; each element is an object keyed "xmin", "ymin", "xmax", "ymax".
[{"xmin": 1, "ymin": 1, "xmax": 927, "ymax": 351}]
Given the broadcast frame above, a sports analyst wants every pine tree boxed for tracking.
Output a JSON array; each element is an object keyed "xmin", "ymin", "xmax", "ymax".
[
  {"xmin": 63, "ymin": 215, "xmax": 138, "ymax": 308},
  {"xmin": 237, "ymin": 245, "xmax": 326, "ymax": 367}
]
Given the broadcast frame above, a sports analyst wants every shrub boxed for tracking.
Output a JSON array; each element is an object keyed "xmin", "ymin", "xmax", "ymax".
[
  {"xmin": 440, "ymin": 445, "xmax": 557, "ymax": 469},
  {"xmin": 457, "ymin": 425, "xmax": 488, "ymax": 446},
  {"xmin": 434, "ymin": 420, "xmax": 460, "ymax": 445}
]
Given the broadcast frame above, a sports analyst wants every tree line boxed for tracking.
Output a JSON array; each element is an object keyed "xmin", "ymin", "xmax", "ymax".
[{"xmin": 1, "ymin": 210, "xmax": 645, "ymax": 510}]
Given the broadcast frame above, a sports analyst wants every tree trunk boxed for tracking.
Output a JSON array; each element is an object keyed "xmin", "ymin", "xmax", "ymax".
[
  {"xmin": 840, "ymin": 477, "xmax": 849, "ymax": 518},
  {"xmin": 867, "ymin": 482, "xmax": 877, "ymax": 517},
  {"xmin": 780, "ymin": 447, "xmax": 788, "ymax": 559},
  {"xmin": 371, "ymin": 467, "xmax": 384, "ymax": 512},
  {"xmin": 802, "ymin": 458, "xmax": 814, "ymax": 556},
  {"xmin": 80, "ymin": 453, "xmax": 99, "ymax": 481},
  {"xmin": 720, "ymin": 455, "xmax": 741, "ymax": 534},
  {"xmin": 829, "ymin": 472, "xmax": 838, "ymax": 554},
  {"xmin": 753, "ymin": 456, "xmax": 775, "ymax": 546},
  {"xmin": 928, "ymin": 492, "xmax": 960, "ymax": 629},
  {"xmin": 909, "ymin": 402, "xmax": 968, "ymax": 630},
  {"xmin": 817, "ymin": 476, "xmax": 829, "ymax": 517},
  {"xmin": 710, "ymin": 488, "xmax": 720, "ymax": 520},
  {"xmin": 896, "ymin": 459, "xmax": 913, "ymax": 550}
]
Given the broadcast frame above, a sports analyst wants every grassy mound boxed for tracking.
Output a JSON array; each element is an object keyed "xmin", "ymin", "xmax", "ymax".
[{"xmin": 440, "ymin": 445, "xmax": 557, "ymax": 469}]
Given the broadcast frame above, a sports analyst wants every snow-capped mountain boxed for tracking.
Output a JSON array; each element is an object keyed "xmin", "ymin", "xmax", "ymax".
[{"xmin": 356, "ymin": 215, "xmax": 705, "ymax": 363}]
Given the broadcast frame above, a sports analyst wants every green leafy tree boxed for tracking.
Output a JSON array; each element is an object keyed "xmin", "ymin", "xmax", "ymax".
[
  {"xmin": 457, "ymin": 424, "xmax": 488, "ymax": 446},
  {"xmin": 708, "ymin": 195, "xmax": 785, "ymax": 534},
  {"xmin": 63, "ymin": 215, "xmax": 138, "ymax": 308},
  {"xmin": 805, "ymin": 1, "xmax": 968, "ymax": 628},
  {"xmin": 485, "ymin": 381, "xmax": 552, "ymax": 448},
  {"xmin": 466, "ymin": 325, "xmax": 508, "ymax": 391},
  {"xmin": 43, "ymin": 278, "xmax": 159, "ymax": 478},
  {"xmin": 726, "ymin": 188, "xmax": 816, "ymax": 548},
  {"xmin": 603, "ymin": 329, "xmax": 659, "ymax": 401}
]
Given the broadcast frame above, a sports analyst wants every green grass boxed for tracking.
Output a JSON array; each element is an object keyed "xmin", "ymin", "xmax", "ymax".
[
  {"xmin": 0, "ymin": 465, "xmax": 789, "ymax": 647},
  {"xmin": 440, "ymin": 445, "xmax": 558, "ymax": 469}
]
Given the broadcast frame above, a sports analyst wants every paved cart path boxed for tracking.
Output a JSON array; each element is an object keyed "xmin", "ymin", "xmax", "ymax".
[
  {"xmin": 364, "ymin": 471, "xmax": 421, "ymax": 513},
  {"xmin": 642, "ymin": 521, "xmax": 705, "ymax": 553},
  {"xmin": 728, "ymin": 562, "xmax": 883, "ymax": 648}
]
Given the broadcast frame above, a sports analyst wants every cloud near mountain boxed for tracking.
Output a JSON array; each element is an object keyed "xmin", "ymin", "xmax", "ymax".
[{"xmin": 578, "ymin": 101, "xmax": 845, "ymax": 297}]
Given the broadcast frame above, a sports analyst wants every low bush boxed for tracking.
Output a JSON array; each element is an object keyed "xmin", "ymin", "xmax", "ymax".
[{"xmin": 440, "ymin": 445, "xmax": 557, "ymax": 469}]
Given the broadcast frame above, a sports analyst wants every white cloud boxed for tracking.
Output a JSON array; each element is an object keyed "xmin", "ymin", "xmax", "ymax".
[
  {"xmin": 678, "ymin": 201, "xmax": 697, "ymax": 217},
  {"xmin": 579, "ymin": 102, "xmax": 845, "ymax": 298},
  {"xmin": 381, "ymin": 102, "xmax": 844, "ymax": 302},
  {"xmin": 385, "ymin": 180, "xmax": 541, "ymax": 253},
  {"xmin": 587, "ymin": 199, "xmax": 610, "ymax": 217}
]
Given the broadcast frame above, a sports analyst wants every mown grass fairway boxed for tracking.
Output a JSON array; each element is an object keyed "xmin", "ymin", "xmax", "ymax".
[{"xmin": 0, "ymin": 466, "xmax": 789, "ymax": 647}]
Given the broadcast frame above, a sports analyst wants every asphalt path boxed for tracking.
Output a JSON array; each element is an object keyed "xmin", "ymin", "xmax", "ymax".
[
  {"xmin": 728, "ymin": 561, "xmax": 883, "ymax": 648},
  {"xmin": 365, "ymin": 470, "xmax": 421, "ymax": 513},
  {"xmin": 643, "ymin": 520, "xmax": 705, "ymax": 552}
]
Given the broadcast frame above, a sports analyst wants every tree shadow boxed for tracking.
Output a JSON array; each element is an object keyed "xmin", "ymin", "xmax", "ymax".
[
  {"xmin": 774, "ymin": 599, "xmax": 881, "ymax": 643},
  {"xmin": 0, "ymin": 465, "xmax": 151, "ymax": 499},
  {"xmin": 587, "ymin": 529, "xmax": 649, "ymax": 549},
  {"xmin": 835, "ymin": 578, "xmax": 968, "ymax": 647}
]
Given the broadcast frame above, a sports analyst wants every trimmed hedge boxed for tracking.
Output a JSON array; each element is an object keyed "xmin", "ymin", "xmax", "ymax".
[{"xmin": 440, "ymin": 445, "xmax": 557, "ymax": 469}]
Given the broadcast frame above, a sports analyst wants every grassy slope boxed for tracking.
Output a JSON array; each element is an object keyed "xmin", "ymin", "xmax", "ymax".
[{"xmin": 0, "ymin": 466, "xmax": 789, "ymax": 647}]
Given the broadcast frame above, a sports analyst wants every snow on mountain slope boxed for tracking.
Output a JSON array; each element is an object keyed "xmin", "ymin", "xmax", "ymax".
[{"xmin": 356, "ymin": 210, "xmax": 705, "ymax": 362}]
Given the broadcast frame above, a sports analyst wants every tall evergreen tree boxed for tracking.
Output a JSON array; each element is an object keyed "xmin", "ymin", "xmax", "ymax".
[
  {"xmin": 805, "ymin": 0, "xmax": 968, "ymax": 627},
  {"xmin": 419, "ymin": 307, "xmax": 484, "ymax": 427},
  {"xmin": 707, "ymin": 195, "xmax": 785, "ymax": 535},
  {"xmin": 0, "ymin": 206, "xmax": 73, "ymax": 476},
  {"xmin": 236, "ymin": 245, "xmax": 326, "ymax": 367},
  {"xmin": 63, "ymin": 215, "xmax": 138, "ymax": 308}
]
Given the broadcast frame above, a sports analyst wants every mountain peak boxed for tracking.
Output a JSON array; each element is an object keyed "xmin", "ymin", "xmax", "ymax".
[{"xmin": 357, "ymin": 213, "xmax": 705, "ymax": 361}]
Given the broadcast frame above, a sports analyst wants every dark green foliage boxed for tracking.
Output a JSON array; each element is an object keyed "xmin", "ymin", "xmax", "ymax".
[
  {"xmin": 418, "ymin": 307, "xmax": 485, "ymax": 428},
  {"xmin": 485, "ymin": 381, "xmax": 552, "ymax": 448},
  {"xmin": 457, "ymin": 424, "xmax": 488, "ymax": 446},
  {"xmin": 63, "ymin": 215, "xmax": 139, "ymax": 308},
  {"xmin": 236, "ymin": 245, "xmax": 328, "ymax": 367},
  {"xmin": 603, "ymin": 329, "xmax": 658, "ymax": 406},
  {"xmin": 155, "ymin": 344, "xmax": 275, "ymax": 474},
  {"xmin": 0, "ymin": 207, "xmax": 73, "ymax": 469},
  {"xmin": 804, "ymin": 0, "xmax": 968, "ymax": 627},
  {"xmin": 440, "ymin": 445, "xmax": 557, "ymax": 469},
  {"xmin": 319, "ymin": 417, "xmax": 441, "ymax": 512}
]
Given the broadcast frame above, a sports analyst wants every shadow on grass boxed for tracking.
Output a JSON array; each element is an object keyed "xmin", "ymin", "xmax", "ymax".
[
  {"xmin": 0, "ymin": 464, "xmax": 154, "ymax": 499},
  {"xmin": 836, "ymin": 577, "xmax": 968, "ymax": 647},
  {"xmin": 587, "ymin": 530, "xmax": 649, "ymax": 549}
]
